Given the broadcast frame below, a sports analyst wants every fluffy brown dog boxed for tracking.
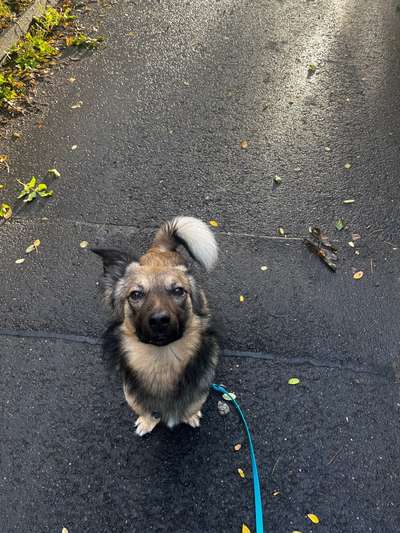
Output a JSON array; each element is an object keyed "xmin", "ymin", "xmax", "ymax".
[{"xmin": 93, "ymin": 217, "xmax": 219, "ymax": 436}]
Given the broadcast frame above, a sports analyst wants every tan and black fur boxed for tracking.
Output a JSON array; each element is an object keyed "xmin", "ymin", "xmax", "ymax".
[{"xmin": 93, "ymin": 217, "xmax": 219, "ymax": 436}]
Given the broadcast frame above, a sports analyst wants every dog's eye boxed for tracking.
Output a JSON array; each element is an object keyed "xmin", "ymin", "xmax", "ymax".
[
  {"xmin": 172, "ymin": 286, "xmax": 185, "ymax": 297},
  {"xmin": 129, "ymin": 290, "xmax": 144, "ymax": 301}
]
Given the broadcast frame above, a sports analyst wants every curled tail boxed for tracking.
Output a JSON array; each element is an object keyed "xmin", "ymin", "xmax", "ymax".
[{"xmin": 152, "ymin": 216, "xmax": 218, "ymax": 271}]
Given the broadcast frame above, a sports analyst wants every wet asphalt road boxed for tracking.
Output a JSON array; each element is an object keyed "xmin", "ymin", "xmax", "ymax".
[{"xmin": 1, "ymin": 1, "xmax": 400, "ymax": 532}]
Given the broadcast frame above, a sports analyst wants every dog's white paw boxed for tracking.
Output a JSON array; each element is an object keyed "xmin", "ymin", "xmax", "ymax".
[
  {"xmin": 183, "ymin": 411, "xmax": 202, "ymax": 428},
  {"xmin": 135, "ymin": 415, "xmax": 159, "ymax": 437}
]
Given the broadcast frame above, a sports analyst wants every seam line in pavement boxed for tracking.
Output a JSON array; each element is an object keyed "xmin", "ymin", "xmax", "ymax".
[
  {"xmin": 11, "ymin": 216, "xmax": 308, "ymax": 242},
  {"xmin": 0, "ymin": 328, "xmax": 392, "ymax": 380}
]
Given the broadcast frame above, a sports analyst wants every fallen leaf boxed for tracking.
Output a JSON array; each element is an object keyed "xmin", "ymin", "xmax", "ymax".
[
  {"xmin": 272, "ymin": 490, "xmax": 281, "ymax": 496},
  {"xmin": 0, "ymin": 154, "xmax": 8, "ymax": 163},
  {"xmin": 237, "ymin": 468, "xmax": 245, "ymax": 478},
  {"xmin": 12, "ymin": 132, "xmax": 22, "ymax": 140},
  {"xmin": 68, "ymin": 77, "xmax": 76, "ymax": 83},
  {"xmin": 273, "ymin": 175, "xmax": 282, "ymax": 185},
  {"xmin": 307, "ymin": 513, "xmax": 320, "ymax": 524},
  {"xmin": 234, "ymin": 443, "xmax": 242, "ymax": 451},
  {"xmin": 15, "ymin": 258, "xmax": 25, "ymax": 264},
  {"xmin": 80, "ymin": 240, "xmax": 89, "ymax": 248},
  {"xmin": 0, "ymin": 184, "xmax": 3, "ymax": 189},
  {"xmin": 62, "ymin": 528, "xmax": 69, "ymax": 533},
  {"xmin": 0, "ymin": 203, "xmax": 12, "ymax": 219},
  {"xmin": 324, "ymin": 146, "xmax": 331, "ymax": 152},
  {"xmin": 239, "ymin": 295, "xmax": 245, "ymax": 303},
  {"xmin": 288, "ymin": 377, "xmax": 300, "ymax": 385},
  {"xmin": 292, "ymin": 531, "xmax": 303, "ymax": 533},
  {"xmin": 71, "ymin": 145, "xmax": 78, "ymax": 150},
  {"xmin": 348, "ymin": 241, "xmax": 355, "ymax": 248},
  {"xmin": 343, "ymin": 199, "xmax": 355, "ymax": 204},
  {"xmin": 240, "ymin": 140, "xmax": 249, "ymax": 149},
  {"xmin": 307, "ymin": 63, "xmax": 317, "ymax": 74},
  {"xmin": 48, "ymin": 168, "xmax": 61, "ymax": 177},
  {"xmin": 26, "ymin": 240, "xmax": 40, "ymax": 253},
  {"xmin": 217, "ymin": 400, "xmax": 230, "ymax": 416},
  {"xmin": 209, "ymin": 220, "xmax": 219, "ymax": 228},
  {"xmin": 222, "ymin": 391, "xmax": 237, "ymax": 401},
  {"xmin": 277, "ymin": 227, "xmax": 285, "ymax": 236},
  {"xmin": 127, "ymin": 31, "xmax": 135, "ymax": 37},
  {"xmin": 294, "ymin": 167, "xmax": 301, "ymax": 172},
  {"xmin": 242, "ymin": 525, "xmax": 250, "ymax": 533},
  {"xmin": 344, "ymin": 163, "xmax": 352, "ymax": 169},
  {"xmin": 260, "ymin": 265, "xmax": 268, "ymax": 271},
  {"xmin": 335, "ymin": 219, "xmax": 344, "ymax": 231},
  {"xmin": 70, "ymin": 101, "xmax": 83, "ymax": 109},
  {"xmin": 353, "ymin": 271, "xmax": 364, "ymax": 280},
  {"xmin": 304, "ymin": 227, "xmax": 338, "ymax": 271}
]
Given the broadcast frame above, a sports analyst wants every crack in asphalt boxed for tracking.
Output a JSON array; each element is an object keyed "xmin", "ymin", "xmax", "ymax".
[{"xmin": 0, "ymin": 328, "xmax": 393, "ymax": 382}]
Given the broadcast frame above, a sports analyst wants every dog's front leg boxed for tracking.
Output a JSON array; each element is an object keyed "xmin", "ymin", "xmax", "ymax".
[
  {"xmin": 181, "ymin": 394, "xmax": 208, "ymax": 428},
  {"xmin": 123, "ymin": 382, "xmax": 160, "ymax": 437}
]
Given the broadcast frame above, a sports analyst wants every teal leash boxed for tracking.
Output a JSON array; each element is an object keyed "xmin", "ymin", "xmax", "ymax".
[{"xmin": 211, "ymin": 383, "xmax": 264, "ymax": 533}]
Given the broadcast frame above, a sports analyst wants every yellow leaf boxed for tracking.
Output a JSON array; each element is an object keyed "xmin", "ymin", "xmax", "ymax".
[
  {"xmin": 234, "ymin": 443, "xmax": 242, "ymax": 451},
  {"xmin": 288, "ymin": 377, "xmax": 300, "ymax": 385},
  {"xmin": 80, "ymin": 240, "xmax": 89, "ymax": 248},
  {"xmin": 272, "ymin": 490, "xmax": 280, "ymax": 496},
  {"xmin": 26, "ymin": 240, "xmax": 40, "ymax": 254},
  {"xmin": 209, "ymin": 219, "xmax": 219, "ymax": 228},
  {"xmin": 307, "ymin": 513, "xmax": 320, "ymax": 524},
  {"xmin": 239, "ymin": 295, "xmax": 245, "ymax": 302},
  {"xmin": 242, "ymin": 524, "xmax": 250, "ymax": 533},
  {"xmin": 237, "ymin": 468, "xmax": 245, "ymax": 478},
  {"xmin": 0, "ymin": 154, "xmax": 8, "ymax": 163},
  {"xmin": 48, "ymin": 168, "xmax": 61, "ymax": 178},
  {"xmin": 71, "ymin": 145, "xmax": 78, "ymax": 150},
  {"xmin": 240, "ymin": 140, "xmax": 248, "ymax": 149},
  {"xmin": 222, "ymin": 391, "xmax": 236, "ymax": 401},
  {"xmin": 62, "ymin": 528, "xmax": 69, "ymax": 533},
  {"xmin": 292, "ymin": 531, "xmax": 303, "ymax": 533},
  {"xmin": 344, "ymin": 163, "xmax": 352, "ymax": 169},
  {"xmin": 68, "ymin": 77, "xmax": 76, "ymax": 83},
  {"xmin": 353, "ymin": 271, "xmax": 364, "ymax": 280},
  {"xmin": 15, "ymin": 258, "xmax": 25, "ymax": 264},
  {"xmin": 277, "ymin": 227, "xmax": 285, "ymax": 236}
]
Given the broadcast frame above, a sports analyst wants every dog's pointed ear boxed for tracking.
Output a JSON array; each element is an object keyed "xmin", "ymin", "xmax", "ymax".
[
  {"xmin": 92, "ymin": 248, "xmax": 130, "ymax": 275},
  {"xmin": 92, "ymin": 248, "xmax": 133, "ymax": 311}
]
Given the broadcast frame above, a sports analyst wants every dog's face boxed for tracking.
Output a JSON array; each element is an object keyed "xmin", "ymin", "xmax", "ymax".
[
  {"xmin": 121, "ymin": 264, "xmax": 191, "ymax": 346},
  {"xmin": 93, "ymin": 249, "xmax": 207, "ymax": 346}
]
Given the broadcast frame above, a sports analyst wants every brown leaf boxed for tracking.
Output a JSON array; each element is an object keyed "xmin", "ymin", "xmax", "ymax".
[{"xmin": 304, "ymin": 227, "xmax": 338, "ymax": 271}]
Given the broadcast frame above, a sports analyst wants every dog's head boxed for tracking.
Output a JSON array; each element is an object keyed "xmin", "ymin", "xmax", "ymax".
[
  {"xmin": 93, "ymin": 248, "xmax": 207, "ymax": 346},
  {"xmin": 93, "ymin": 217, "xmax": 217, "ymax": 346}
]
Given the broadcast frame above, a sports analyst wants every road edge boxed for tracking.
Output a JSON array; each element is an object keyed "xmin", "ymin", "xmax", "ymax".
[{"xmin": 0, "ymin": 0, "xmax": 58, "ymax": 64}]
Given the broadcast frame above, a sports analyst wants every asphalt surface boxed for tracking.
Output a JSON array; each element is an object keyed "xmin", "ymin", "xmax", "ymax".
[{"xmin": 1, "ymin": 1, "xmax": 400, "ymax": 532}]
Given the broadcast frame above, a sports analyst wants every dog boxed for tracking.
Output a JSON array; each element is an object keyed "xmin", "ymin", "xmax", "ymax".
[{"xmin": 93, "ymin": 217, "xmax": 219, "ymax": 436}]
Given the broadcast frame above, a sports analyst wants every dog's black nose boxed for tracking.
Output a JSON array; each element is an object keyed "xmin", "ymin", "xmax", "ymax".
[{"xmin": 149, "ymin": 312, "xmax": 171, "ymax": 331}]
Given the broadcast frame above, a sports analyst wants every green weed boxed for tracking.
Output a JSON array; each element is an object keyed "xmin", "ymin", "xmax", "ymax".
[{"xmin": 17, "ymin": 176, "xmax": 53, "ymax": 202}]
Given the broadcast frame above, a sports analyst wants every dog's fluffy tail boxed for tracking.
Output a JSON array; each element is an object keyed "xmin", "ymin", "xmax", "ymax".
[{"xmin": 153, "ymin": 216, "xmax": 218, "ymax": 271}]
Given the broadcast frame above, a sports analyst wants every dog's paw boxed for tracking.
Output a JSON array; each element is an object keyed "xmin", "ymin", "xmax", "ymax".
[
  {"xmin": 182, "ymin": 411, "xmax": 202, "ymax": 428},
  {"xmin": 135, "ymin": 415, "xmax": 159, "ymax": 437}
]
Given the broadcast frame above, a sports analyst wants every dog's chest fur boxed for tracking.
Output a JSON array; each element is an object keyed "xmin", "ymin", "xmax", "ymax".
[{"xmin": 121, "ymin": 316, "xmax": 202, "ymax": 395}]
